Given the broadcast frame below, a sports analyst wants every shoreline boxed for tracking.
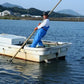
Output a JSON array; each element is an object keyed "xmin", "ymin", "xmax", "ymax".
[{"xmin": 0, "ymin": 16, "xmax": 84, "ymax": 22}]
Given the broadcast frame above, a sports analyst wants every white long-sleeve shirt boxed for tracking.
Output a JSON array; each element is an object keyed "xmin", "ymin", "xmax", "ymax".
[{"xmin": 37, "ymin": 19, "xmax": 50, "ymax": 29}]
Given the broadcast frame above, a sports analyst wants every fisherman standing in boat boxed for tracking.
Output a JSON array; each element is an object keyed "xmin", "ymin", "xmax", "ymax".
[{"xmin": 30, "ymin": 12, "xmax": 50, "ymax": 48}]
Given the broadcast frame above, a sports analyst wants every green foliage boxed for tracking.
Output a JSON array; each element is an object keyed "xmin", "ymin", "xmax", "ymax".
[
  {"xmin": 9, "ymin": 7, "xmax": 28, "ymax": 14},
  {"xmin": 0, "ymin": 5, "xmax": 6, "ymax": 12},
  {"xmin": 48, "ymin": 11, "xmax": 75, "ymax": 18},
  {"xmin": 0, "ymin": 5, "xmax": 76, "ymax": 17},
  {"xmin": 27, "ymin": 8, "xmax": 43, "ymax": 15},
  {"xmin": 0, "ymin": 5, "xmax": 27, "ymax": 14}
]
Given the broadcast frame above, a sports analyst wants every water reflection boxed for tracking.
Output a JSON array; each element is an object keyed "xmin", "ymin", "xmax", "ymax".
[
  {"xmin": 0, "ymin": 20, "xmax": 84, "ymax": 83},
  {"xmin": 10, "ymin": 59, "xmax": 72, "ymax": 84},
  {"xmin": 0, "ymin": 54, "xmax": 84, "ymax": 84}
]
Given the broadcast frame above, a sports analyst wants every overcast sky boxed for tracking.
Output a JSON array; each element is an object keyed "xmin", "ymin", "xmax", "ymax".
[{"xmin": 0, "ymin": 0, "xmax": 84, "ymax": 15}]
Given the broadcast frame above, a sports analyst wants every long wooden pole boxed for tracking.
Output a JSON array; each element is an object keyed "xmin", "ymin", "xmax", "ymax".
[
  {"xmin": 9, "ymin": 31, "xmax": 36, "ymax": 62},
  {"xmin": 9, "ymin": 0, "xmax": 62, "ymax": 63},
  {"xmin": 48, "ymin": 0, "xmax": 62, "ymax": 15}
]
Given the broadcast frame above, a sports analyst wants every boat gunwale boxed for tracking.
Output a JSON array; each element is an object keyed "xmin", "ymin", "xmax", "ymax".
[{"xmin": 0, "ymin": 40, "xmax": 72, "ymax": 51}]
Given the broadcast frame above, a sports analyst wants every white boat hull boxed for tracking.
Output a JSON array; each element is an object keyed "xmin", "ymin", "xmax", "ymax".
[{"xmin": 0, "ymin": 41, "xmax": 71, "ymax": 62}]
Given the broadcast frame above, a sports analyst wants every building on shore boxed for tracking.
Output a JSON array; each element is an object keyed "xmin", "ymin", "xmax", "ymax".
[
  {"xmin": 0, "ymin": 10, "xmax": 13, "ymax": 16},
  {"xmin": 0, "ymin": 12, "xmax": 2, "ymax": 16},
  {"xmin": 0, "ymin": 10, "xmax": 42, "ymax": 18},
  {"xmin": 31, "ymin": 15, "xmax": 42, "ymax": 18},
  {"xmin": 21, "ymin": 14, "xmax": 31, "ymax": 17}
]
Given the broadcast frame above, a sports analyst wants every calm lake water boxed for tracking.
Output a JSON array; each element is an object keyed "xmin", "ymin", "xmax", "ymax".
[{"xmin": 0, "ymin": 19, "xmax": 84, "ymax": 84}]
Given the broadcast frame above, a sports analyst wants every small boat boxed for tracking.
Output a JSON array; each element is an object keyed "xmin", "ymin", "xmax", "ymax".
[{"xmin": 0, "ymin": 34, "xmax": 71, "ymax": 63}]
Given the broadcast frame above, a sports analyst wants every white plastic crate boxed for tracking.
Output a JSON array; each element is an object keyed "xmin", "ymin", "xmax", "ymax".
[{"xmin": 0, "ymin": 34, "xmax": 26, "ymax": 45}]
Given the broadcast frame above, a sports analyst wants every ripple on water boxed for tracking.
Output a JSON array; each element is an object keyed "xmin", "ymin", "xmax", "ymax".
[{"xmin": 0, "ymin": 20, "xmax": 84, "ymax": 84}]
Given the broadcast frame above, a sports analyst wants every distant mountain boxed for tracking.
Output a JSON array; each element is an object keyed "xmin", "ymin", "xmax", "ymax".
[
  {"xmin": 0, "ymin": 5, "xmax": 77, "ymax": 17},
  {"xmin": 27, "ymin": 8, "xmax": 43, "ymax": 15},
  {"xmin": 57, "ymin": 9, "xmax": 81, "ymax": 16},
  {"xmin": 1, "ymin": 2, "xmax": 23, "ymax": 8}
]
